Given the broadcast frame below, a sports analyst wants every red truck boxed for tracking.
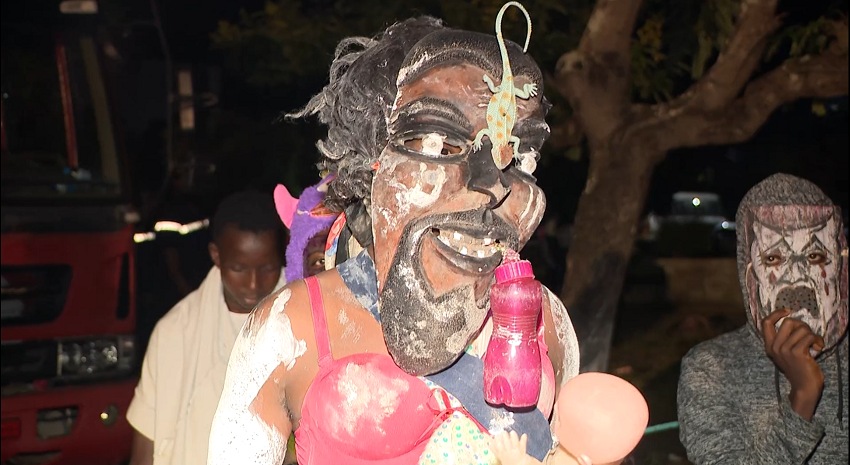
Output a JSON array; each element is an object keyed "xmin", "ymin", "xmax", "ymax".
[{"xmin": 2, "ymin": 1, "xmax": 138, "ymax": 464}]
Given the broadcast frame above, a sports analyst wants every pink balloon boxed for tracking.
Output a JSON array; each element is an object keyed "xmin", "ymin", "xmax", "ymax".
[{"xmin": 555, "ymin": 372, "xmax": 649, "ymax": 464}]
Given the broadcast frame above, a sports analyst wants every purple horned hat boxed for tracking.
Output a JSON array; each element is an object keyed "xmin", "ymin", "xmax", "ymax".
[{"xmin": 274, "ymin": 174, "xmax": 338, "ymax": 283}]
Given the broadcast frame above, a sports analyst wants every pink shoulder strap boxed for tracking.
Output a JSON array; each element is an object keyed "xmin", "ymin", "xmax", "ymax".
[{"xmin": 305, "ymin": 276, "xmax": 333, "ymax": 367}]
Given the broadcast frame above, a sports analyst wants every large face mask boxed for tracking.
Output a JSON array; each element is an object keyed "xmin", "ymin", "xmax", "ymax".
[
  {"xmin": 370, "ymin": 58, "xmax": 549, "ymax": 376},
  {"xmin": 744, "ymin": 205, "xmax": 849, "ymax": 350}
]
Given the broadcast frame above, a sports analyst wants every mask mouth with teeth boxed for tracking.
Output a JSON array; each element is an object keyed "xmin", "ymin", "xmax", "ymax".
[
  {"xmin": 738, "ymin": 193, "xmax": 849, "ymax": 352},
  {"xmin": 430, "ymin": 225, "xmax": 506, "ymax": 271},
  {"xmin": 379, "ymin": 211, "xmax": 520, "ymax": 375}
]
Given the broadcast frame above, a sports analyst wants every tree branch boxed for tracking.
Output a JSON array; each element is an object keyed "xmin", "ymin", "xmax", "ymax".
[
  {"xmin": 578, "ymin": 0, "xmax": 645, "ymax": 55},
  {"xmin": 555, "ymin": 0, "xmax": 644, "ymax": 143},
  {"xmin": 622, "ymin": 11, "xmax": 848, "ymax": 156},
  {"xmin": 667, "ymin": 40, "xmax": 849, "ymax": 149},
  {"xmin": 673, "ymin": 0, "xmax": 783, "ymax": 113}
]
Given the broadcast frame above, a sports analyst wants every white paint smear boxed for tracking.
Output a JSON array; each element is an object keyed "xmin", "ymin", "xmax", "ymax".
[
  {"xmin": 495, "ymin": 324, "xmax": 525, "ymax": 347},
  {"xmin": 208, "ymin": 289, "xmax": 307, "ymax": 465},
  {"xmin": 325, "ymin": 361, "xmax": 409, "ymax": 438},
  {"xmin": 396, "ymin": 52, "xmax": 429, "ymax": 86},
  {"xmin": 488, "ymin": 411, "xmax": 516, "ymax": 436},
  {"xmin": 546, "ymin": 288, "xmax": 580, "ymax": 385},
  {"xmin": 338, "ymin": 308, "xmax": 361, "ymax": 343},
  {"xmin": 389, "ymin": 162, "xmax": 447, "ymax": 217}
]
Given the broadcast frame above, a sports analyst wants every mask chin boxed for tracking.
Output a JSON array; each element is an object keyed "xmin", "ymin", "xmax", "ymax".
[
  {"xmin": 380, "ymin": 256, "xmax": 476, "ymax": 375},
  {"xmin": 378, "ymin": 212, "xmax": 504, "ymax": 375}
]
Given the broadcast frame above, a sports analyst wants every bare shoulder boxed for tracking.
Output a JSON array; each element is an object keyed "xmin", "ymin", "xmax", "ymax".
[
  {"xmin": 236, "ymin": 268, "xmax": 348, "ymax": 374},
  {"xmin": 221, "ymin": 279, "xmax": 314, "ymax": 392},
  {"xmin": 242, "ymin": 280, "xmax": 313, "ymax": 340}
]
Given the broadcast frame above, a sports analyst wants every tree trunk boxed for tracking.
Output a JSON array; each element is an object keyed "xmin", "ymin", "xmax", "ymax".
[{"xmin": 560, "ymin": 141, "xmax": 660, "ymax": 372}]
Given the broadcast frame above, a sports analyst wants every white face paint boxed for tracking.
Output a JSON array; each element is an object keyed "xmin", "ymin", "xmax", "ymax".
[
  {"xmin": 387, "ymin": 158, "xmax": 448, "ymax": 218},
  {"xmin": 750, "ymin": 218, "xmax": 841, "ymax": 339},
  {"xmin": 395, "ymin": 52, "xmax": 430, "ymax": 88},
  {"xmin": 208, "ymin": 290, "xmax": 307, "ymax": 465},
  {"xmin": 517, "ymin": 150, "xmax": 538, "ymax": 176}
]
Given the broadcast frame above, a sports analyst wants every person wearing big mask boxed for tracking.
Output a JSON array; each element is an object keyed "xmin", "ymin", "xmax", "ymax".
[
  {"xmin": 678, "ymin": 173, "xmax": 849, "ymax": 464},
  {"xmin": 207, "ymin": 10, "xmax": 581, "ymax": 465}
]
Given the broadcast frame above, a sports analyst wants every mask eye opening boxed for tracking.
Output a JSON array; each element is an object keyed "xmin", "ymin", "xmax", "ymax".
[
  {"xmin": 401, "ymin": 133, "xmax": 463, "ymax": 157},
  {"xmin": 807, "ymin": 251, "xmax": 828, "ymax": 265},
  {"xmin": 761, "ymin": 251, "xmax": 783, "ymax": 267}
]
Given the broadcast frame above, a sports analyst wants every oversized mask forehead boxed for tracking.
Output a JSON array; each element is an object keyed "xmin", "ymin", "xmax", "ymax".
[
  {"xmin": 742, "ymin": 205, "xmax": 848, "ymax": 350},
  {"xmin": 396, "ymin": 29, "xmax": 544, "ymax": 91}
]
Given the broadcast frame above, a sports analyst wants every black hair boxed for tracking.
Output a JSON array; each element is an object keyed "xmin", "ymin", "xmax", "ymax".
[
  {"xmin": 211, "ymin": 190, "xmax": 282, "ymax": 243},
  {"xmin": 286, "ymin": 17, "xmax": 446, "ymax": 212}
]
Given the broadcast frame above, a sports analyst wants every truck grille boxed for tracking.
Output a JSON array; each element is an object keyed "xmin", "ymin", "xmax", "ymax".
[
  {"xmin": 1, "ymin": 265, "xmax": 71, "ymax": 326},
  {"xmin": 0, "ymin": 340, "xmax": 58, "ymax": 385}
]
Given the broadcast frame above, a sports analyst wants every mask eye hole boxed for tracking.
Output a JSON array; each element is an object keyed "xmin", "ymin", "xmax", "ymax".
[
  {"xmin": 762, "ymin": 252, "xmax": 783, "ymax": 267},
  {"xmin": 402, "ymin": 133, "xmax": 463, "ymax": 157},
  {"xmin": 807, "ymin": 251, "xmax": 827, "ymax": 265}
]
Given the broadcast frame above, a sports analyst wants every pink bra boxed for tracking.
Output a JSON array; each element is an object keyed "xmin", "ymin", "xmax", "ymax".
[{"xmin": 294, "ymin": 277, "xmax": 476, "ymax": 464}]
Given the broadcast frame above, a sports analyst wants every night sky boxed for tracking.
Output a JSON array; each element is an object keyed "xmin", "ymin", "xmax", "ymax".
[
  {"xmin": 53, "ymin": 0, "xmax": 850, "ymax": 220},
  {"xmin": 164, "ymin": 0, "xmax": 848, "ymax": 219}
]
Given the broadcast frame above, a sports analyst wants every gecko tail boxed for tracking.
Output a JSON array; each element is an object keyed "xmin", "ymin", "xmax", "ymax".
[{"xmin": 496, "ymin": 2, "xmax": 533, "ymax": 53}]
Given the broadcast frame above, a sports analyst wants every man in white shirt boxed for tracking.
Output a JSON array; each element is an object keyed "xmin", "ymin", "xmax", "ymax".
[{"xmin": 127, "ymin": 190, "xmax": 286, "ymax": 465}]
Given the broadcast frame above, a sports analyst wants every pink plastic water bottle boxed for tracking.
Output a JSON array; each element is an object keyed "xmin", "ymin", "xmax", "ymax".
[{"xmin": 483, "ymin": 249, "xmax": 542, "ymax": 408}]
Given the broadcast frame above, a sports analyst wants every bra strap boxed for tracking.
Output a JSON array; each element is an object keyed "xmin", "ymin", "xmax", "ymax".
[{"xmin": 305, "ymin": 276, "xmax": 333, "ymax": 367}]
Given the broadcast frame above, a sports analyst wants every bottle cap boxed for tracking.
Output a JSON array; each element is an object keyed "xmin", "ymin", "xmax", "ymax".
[{"xmin": 495, "ymin": 248, "xmax": 534, "ymax": 283}]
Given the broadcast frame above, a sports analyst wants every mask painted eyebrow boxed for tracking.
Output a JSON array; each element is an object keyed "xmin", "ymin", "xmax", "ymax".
[
  {"xmin": 762, "ymin": 237, "xmax": 790, "ymax": 252},
  {"xmin": 801, "ymin": 235, "xmax": 832, "ymax": 256},
  {"xmin": 393, "ymin": 97, "xmax": 474, "ymax": 134}
]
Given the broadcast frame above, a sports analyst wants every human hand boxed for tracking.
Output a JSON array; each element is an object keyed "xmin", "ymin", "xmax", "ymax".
[
  {"xmin": 762, "ymin": 309, "xmax": 825, "ymax": 421},
  {"xmin": 491, "ymin": 431, "xmax": 541, "ymax": 465}
]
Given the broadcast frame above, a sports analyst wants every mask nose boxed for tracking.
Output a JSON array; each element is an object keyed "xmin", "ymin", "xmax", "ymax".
[
  {"xmin": 786, "ymin": 256, "xmax": 809, "ymax": 283},
  {"xmin": 466, "ymin": 141, "xmax": 511, "ymax": 208}
]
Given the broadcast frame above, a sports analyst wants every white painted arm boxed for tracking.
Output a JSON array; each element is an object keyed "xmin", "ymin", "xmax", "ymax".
[{"xmin": 208, "ymin": 290, "xmax": 307, "ymax": 465}]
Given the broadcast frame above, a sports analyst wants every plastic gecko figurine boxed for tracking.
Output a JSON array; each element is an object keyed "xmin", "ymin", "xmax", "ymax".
[{"xmin": 472, "ymin": 1, "xmax": 538, "ymax": 170}]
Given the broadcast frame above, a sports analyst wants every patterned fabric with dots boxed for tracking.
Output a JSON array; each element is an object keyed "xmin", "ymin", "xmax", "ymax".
[{"xmin": 418, "ymin": 411, "xmax": 497, "ymax": 465}]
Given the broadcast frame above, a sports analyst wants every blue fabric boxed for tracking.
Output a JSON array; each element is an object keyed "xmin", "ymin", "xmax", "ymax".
[
  {"xmin": 427, "ymin": 353, "xmax": 553, "ymax": 460},
  {"xmin": 337, "ymin": 250, "xmax": 380, "ymax": 322},
  {"xmin": 337, "ymin": 250, "xmax": 553, "ymax": 460}
]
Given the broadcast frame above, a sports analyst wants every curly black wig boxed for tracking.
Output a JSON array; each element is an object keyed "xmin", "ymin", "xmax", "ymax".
[{"xmin": 287, "ymin": 17, "xmax": 446, "ymax": 212}]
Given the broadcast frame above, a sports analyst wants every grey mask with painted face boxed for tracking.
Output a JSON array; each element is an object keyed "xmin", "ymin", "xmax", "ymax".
[{"xmin": 737, "ymin": 174, "xmax": 849, "ymax": 352}]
